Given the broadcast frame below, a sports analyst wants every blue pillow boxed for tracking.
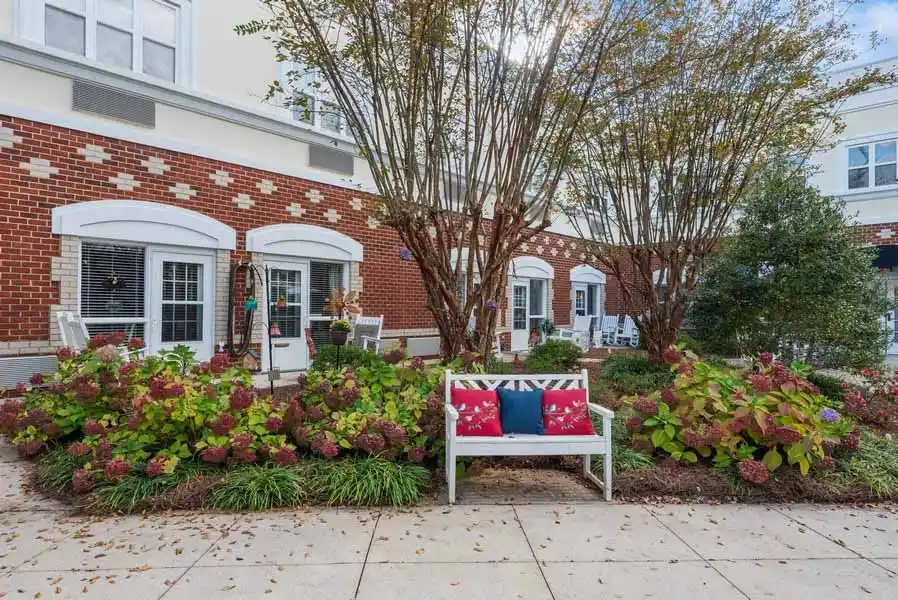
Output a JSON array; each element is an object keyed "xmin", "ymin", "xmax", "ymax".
[{"xmin": 497, "ymin": 388, "xmax": 544, "ymax": 435}]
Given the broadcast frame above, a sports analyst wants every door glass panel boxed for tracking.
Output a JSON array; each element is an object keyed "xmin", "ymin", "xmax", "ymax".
[
  {"xmin": 160, "ymin": 261, "xmax": 203, "ymax": 342},
  {"xmin": 512, "ymin": 286, "xmax": 527, "ymax": 330},
  {"xmin": 269, "ymin": 269, "xmax": 303, "ymax": 339}
]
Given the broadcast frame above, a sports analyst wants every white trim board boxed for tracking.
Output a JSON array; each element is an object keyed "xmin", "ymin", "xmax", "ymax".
[
  {"xmin": 52, "ymin": 200, "xmax": 237, "ymax": 249},
  {"xmin": 246, "ymin": 224, "xmax": 363, "ymax": 261},
  {"xmin": 510, "ymin": 255, "xmax": 554, "ymax": 279},
  {"xmin": 570, "ymin": 264, "xmax": 606, "ymax": 284}
]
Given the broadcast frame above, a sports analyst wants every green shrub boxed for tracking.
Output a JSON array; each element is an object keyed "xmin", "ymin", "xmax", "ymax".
[
  {"xmin": 0, "ymin": 334, "xmax": 296, "ymax": 490},
  {"xmin": 599, "ymin": 354, "xmax": 674, "ymax": 394},
  {"xmin": 822, "ymin": 429, "xmax": 898, "ymax": 498},
  {"xmin": 310, "ymin": 457, "xmax": 430, "ymax": 506},
  {"xmin": 311, "ymin": 345, "xmax": 385, "ymax": 371},
  {"xmin": 675, "ymin": 331, "xmax": 706, "ymax": 356},
  {"xmin": 290, "ymin": 359, "xmax": 447, "ymax": 462},
  {"xmin": 807, "ymin": 372, "xmax": 847, "ymax": 404},
  {"xmin": 624, "ymin": 351, "xmax": 855, "ymax": 484},
  {"xmin": 208, "ymin": 464, "xmax": 312, "ymax": 511},
  {"xmin": 526, "ymin": 339, "xmax": 583, "ymax": 373}
]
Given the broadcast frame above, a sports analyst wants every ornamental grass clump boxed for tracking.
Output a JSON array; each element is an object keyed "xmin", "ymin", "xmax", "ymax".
[{"xmin": 623, "ymin": 349, "xmax": 856, "ymax": 484}]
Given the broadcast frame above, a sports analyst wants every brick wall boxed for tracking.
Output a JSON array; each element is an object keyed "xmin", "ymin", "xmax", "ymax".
[
  {"xmin": 853, "ymin": 222, "xmax": 898, "ymax": 246},
  {"xmin": 0, "ymin": 115, "xmax": 620, "ymax": 351}
]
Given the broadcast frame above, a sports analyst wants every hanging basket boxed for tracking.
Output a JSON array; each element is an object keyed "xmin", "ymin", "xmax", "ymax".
[
  {"xmin": 329, "ymin": 330, "xmax": 348, "ymax": 346},
  {"xmin": 270, "ymin": 324, "xmax": 282, "ymax": 337},
  {"xmin": 244, "ymin": 298, "xmax": 258, "ymax": 311},
  {"xmin": 276, "ymin": 296, "xmax": 288, "ymax": 311}
]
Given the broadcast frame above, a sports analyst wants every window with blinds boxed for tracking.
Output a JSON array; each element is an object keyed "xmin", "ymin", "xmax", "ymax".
[
  {"xmin": 309, "ymin": 261, "xmax": 345, "ymax": 348},
  {"xmin": 80, "ymin": 242, "xmax": 147, "ymax": 338}
]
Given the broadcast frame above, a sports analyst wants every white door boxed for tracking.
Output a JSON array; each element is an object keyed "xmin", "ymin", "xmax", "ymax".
[
  {"xmin": 511, "ymin": 281, "xmax": 529, "ymax": 351},
  {"xmin": 149, "ymin": 251, "xmax": 215, "ymax": 360},
  {"xmin": 264, "ymin": 260, "xmax": 309, "ymax": 372}
]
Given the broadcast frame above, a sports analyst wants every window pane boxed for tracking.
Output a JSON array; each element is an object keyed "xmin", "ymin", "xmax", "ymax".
[
  {"xmin": 292, "ymin": 92, "xmax": 315, "ymax": 125},
  {"xmin": 529, "ymin": 279, "xmax": 544, "ymax": 316},
  {"xmin": 320, "ymin": 102, "xmax": 342, "ymax": 133},
  {"xmin": 45, "ymin": 7, "xmax": 86, "ymax": 56},
  {"xmin": 98, "ymin": 0, "xmax": 133, "ymax": 30},
  {"xmin": 143, "ymin": 38, "xmax": 175, "ymax": 81},
  {"xmin": 47, "ymin": 0, "xmax": 85, "ymax": 14},
  {"xmin": 97, "ymin": 24, "xmax": 133, "ymax": 70},
  {"xmin": 849, "ymin": 145, "xmax": 869, "ymax": 167},
  {"xmin": 141, "ymin": 0, "xmax": 177, "ymax": 45},
  {"xmin": 848, "ymin": 167, "xmax": 869, "ymax": 189},
  {"xmin": 80, "ymin": 243, "xmax": 146, "ymax": 319},
  {"xmin": 875, "ymin": 141, "xmax": 897, "ymax": 164},
  {"xmin": 875, "ymin": 163, "xmax": 897, "ymax": 187},
  {"xmin": 309, "ymin": 262, "xmax": 344, "ymax": 316}
]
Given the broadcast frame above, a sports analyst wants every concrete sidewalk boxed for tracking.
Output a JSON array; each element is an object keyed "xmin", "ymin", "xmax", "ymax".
[{"xmin": 2, "ymin": 448, "xmax": 897, "ymax": 599}]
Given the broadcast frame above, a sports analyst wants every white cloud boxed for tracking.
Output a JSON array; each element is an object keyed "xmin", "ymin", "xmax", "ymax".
[{"xmin": 843, "ymin": 0, "xmax": 898, "ymax": 65}]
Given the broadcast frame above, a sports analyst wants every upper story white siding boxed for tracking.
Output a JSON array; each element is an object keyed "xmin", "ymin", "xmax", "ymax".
[{"xmin": 810, "ymin": 56, "xmax": 898, "ymax": 225}]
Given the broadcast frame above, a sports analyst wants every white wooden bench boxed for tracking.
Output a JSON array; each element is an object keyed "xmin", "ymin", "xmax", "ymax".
[{"xmin": 443, "ymin": 369, "xmax": 614, "ymax": 504}]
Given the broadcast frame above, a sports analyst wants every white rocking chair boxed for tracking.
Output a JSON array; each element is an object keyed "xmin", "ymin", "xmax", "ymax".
[
  {"xmin": 351, "ymin": 315, "xmax": 384, "ymax": 352},
  {"xmin": 55, "ymin": 311, "xmax": 146, "ymax": 360},
  {"xmin": 617, "ymin": 315, "xmax": 640, "ymax": 348},
  {"xmin": 550, "ymin": 314, "xmax": 593, "ymax": 351},
  {"xmin": 599, "ymin": 315, "xmax": 619, "ymax": 346}
]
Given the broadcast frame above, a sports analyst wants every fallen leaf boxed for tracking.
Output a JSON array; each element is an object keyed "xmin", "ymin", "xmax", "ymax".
[{"xmin": 129, "ymin": 565, "xmax": 152, "ymax": 573}]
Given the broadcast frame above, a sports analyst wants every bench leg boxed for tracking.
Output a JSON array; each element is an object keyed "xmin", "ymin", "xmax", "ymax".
[
  {"xmin": 603, "ymin": 451, "xmax": 613, "ymax": 501},
  {"xmin": 447, "ymin": 453, "xmax": 456, "ymax": 505},
  {"xmin": 582, "ymin": 454, "xmax": 591, "ymax": 478}
]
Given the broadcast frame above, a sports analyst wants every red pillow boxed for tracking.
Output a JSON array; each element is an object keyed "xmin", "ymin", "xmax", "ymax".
[
  {"xmin": 542, "ymin": 388, "xmax": 595, "ymax": 435},
  {"xmin": 451, "ymin": 388, "xmax": 502, "ymax": 436}
]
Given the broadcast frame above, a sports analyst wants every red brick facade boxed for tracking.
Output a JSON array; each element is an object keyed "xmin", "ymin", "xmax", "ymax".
[
  {"xmin": 853, "ymin": 222, "xmax": 898, "ymax": 248},
  {"xmin": 0, "ymin": 115, "xmax": 622, "ymax": 350}
]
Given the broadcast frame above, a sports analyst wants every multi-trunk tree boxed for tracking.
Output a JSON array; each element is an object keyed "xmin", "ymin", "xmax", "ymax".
[
  {"xmin": 238, "ymin": 0, "xmax": 650, "ymax": 361},
  {"xmin": 566, "ymin": 0, "xmax": 894, "ymax": 362}
]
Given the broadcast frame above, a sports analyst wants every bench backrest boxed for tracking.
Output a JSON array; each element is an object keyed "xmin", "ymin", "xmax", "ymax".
[{"xmin": 444, "ymin": 369, "xmax": 590, "ymax": 401}]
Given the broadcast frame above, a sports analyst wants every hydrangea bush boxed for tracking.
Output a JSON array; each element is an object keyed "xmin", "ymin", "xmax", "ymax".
[
  {"xmin": 623, "ymin": 349, "xmax": 857, "ymax": 484},
  {"xmin": 287, "ymin": 358, "xmax": 448, "ymax": 462},
  {"xmin": 841, "ymin": 368, "xmax": 898, "ymax": 430},
  {"xmin": 0, "ymin": 333, "xmax": 295, "ymax": 492}
]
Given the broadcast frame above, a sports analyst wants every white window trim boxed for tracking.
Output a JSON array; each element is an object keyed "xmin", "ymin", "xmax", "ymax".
[
  {"xmin": 52, "ymin": 200, "xmax": 236, "ymax": 250},
  {"xmin": 245, "ymin": 224, "xmax": 363, "ymax": 262},
  {"xmin": 14, "ymin": 0, "xmax": 194, "ymax": 85},
  {"xmin": 847, "ymin": 138, "xmax": 898, "ymax": 192},
  {"xmin": 278, "ymin": 61, "xmax": 357, "ymax": 142}
]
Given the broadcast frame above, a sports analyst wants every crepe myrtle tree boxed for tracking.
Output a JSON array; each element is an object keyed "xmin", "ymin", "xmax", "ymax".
[
  {"xmin": 236, "ymin": 0, "xmax": 652, "ymax": 361},
  {"xmin": 565, "ymin": 0, "xmax": 894, "ymax": 362}
]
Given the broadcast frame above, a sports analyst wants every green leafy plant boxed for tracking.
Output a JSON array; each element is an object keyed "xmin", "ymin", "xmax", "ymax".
[
  {"xmin": 310, "ymin": 457, "xmax": 430, "ymax": 506},
  {"xmin": 208, "ymin": 464, "xmax": 311, "ymax": 511},
  {"xmin": 592, "ymin": 414, "xmax": 654, "ymax": 477},
  {"xmin": 311, "ymin": 345, "xmax": 385, "ymax": 371},
  {"xmin": 623, "ymin": 350, "xmax": 855, "ymax": 484},
  {"xmin": 599, "ymin": 353, "xmax": 674, "ymax": 394},
  {"xmin": 807, "ymin": 372, "xmax": 847, "ymax": 404},
  {"xmin": 289, "ymin": 359, "xmax": 445, "ymax": 462},
  {"xmin": 527, "ymin": 339, "xmax": 583, "ymax": 373},
  {"xmin": 330, "ymin": 319, "xmax": 352, "ymax": 333}
]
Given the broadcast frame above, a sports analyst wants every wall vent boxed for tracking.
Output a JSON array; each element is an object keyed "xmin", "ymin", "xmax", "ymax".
[
  {"xmin": 72, "ymin": 80, "xmax": 156, "ymax": 128},
  {"xmin": 308, "ymin": 144, "xmax": 354, "ymax": 175},
  {"xmin": 0, "ymin": 356, "xmax": 58, "ymax": 390}
]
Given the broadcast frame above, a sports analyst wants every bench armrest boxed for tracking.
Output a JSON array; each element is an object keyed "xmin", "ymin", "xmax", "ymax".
[
  {"xmin": 588, "ymin": 402, "xmax": 614, "ymax": 419},
  {"xmin": 444, "ymin": 404, "xmax": 459, "ymax": 421}
]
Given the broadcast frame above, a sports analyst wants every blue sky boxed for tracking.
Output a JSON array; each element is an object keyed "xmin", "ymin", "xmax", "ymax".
[{"xmin": 844, "ymin": 0, "xmax": 898, "ymax": 65}]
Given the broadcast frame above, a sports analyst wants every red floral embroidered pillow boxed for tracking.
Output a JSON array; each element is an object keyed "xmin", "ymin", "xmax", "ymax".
[
  {"xmin": 542, "ymin": 388, "xmax": 595, "ymax": 435},
  {"xmin": 451, "ymin": 389, "xmax": 502, "ymax": 436}
]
